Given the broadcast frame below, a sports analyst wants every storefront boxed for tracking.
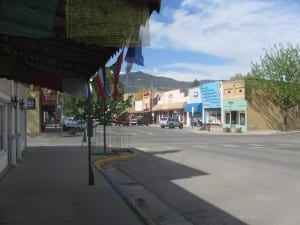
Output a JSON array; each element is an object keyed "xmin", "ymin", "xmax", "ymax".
[
  {"xmin": 153, "ymin": 89, "xmax": 187, "ymax": 124},
  {"xmin": 223, "ymin": 99, "xmax": 248, "ymax": 132},
  {"xmin": 0, "ymin": 79, "xmax": 27, "ymax": 177},
  {"xmin": 200, "ymin": 82, "xmax": 221, "ymax": 125},
  {"xmin": 184, "ymin": 87, "xmax": 202, "ymax": 126}
]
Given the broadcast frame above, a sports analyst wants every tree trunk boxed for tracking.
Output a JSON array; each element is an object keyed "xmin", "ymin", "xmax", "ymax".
[{"xmin": 283, "ymin": 108, "xmax": 288, "ymax": 132}]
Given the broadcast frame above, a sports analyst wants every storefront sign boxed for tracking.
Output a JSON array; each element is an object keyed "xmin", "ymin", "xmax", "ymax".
[
  {"xmin": 200, "ymin": 82, "xmax": 221, "ymax": 108},
  {"xmin": 27, "ymin": 98, "xmax": 36, "ymax": 110}
]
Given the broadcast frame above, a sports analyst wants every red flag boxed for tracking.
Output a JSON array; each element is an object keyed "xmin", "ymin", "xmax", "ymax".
[
  {"xmin": 112, "ymin": 50, "xmax": 124, "ymax": 100},
  {"xmin": 94, "ymin": 69, "xmax": 106, "ymax": 100}
]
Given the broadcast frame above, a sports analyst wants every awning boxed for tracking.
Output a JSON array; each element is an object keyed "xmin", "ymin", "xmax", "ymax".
[
  {"xmin": 0, "ymin": 0, "xmax": 161, "ymax": 92},
  {"xmin": 184, "ymin": 103, "xmax": 202, "ymax": 113},
  {"xmin": 153, "ymin": 102, "xmax": 186, "ymax": 112}
]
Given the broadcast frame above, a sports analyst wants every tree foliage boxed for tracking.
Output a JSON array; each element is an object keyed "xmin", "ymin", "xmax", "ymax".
[
  {"xmin": 250, "ymin": 43, "xmax": 300, "ymax": 130},
  {"xmin": 190, "ymin": 79, "xmax": 200, "ymax": 87},
  {"xmin": 61, "ymin": 67, "xmax": 132, "ymax": 126},
  {"xmin": 251, "ymin": 44, "xmax": 300, "ymax": 109}
]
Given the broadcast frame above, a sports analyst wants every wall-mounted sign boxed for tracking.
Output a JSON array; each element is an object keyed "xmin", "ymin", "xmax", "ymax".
[
  {"xmin": 27, "ymin": 98, "xmax": 36, "ymax": 110},
  {"xmin": 200, "ymin": 82, "xmax": 221, "ymax": 108}
]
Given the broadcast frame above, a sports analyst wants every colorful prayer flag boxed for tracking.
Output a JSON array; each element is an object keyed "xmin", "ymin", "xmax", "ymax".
[
  {"xmin": 125, "ymin": 47, "xmax": 144, "ymax": 73},
  {"xmin": 112, "ymin": 50, "xmax": 124, "ymax": 100},
  {"xmin": 94, "ymin": 67, "xmax": 107, "ymax": 100}
]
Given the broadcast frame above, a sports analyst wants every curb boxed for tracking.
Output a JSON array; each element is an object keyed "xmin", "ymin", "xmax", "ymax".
[{"xmin": 94, "ymin": 151, "xmax": 155, "ymax": 225}]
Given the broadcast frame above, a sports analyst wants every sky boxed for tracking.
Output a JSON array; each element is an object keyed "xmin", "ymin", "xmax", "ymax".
[{"xmin": 119, "ymin": 0, "xmax": 300, "ymax": 82}]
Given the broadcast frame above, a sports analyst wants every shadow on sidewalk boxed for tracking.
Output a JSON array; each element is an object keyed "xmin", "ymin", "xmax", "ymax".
[
  {"xmin": 113, "ymin": 149, "xmax": 248, "ymax": 225},
  {"xmin": 0, "ymin": 146, "xmax": 143, "ymax": 225}
]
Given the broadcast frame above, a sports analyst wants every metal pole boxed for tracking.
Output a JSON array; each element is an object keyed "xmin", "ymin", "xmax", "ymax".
[
  {"xmin": 103, "ymin": 99, "xmax": 107, "ymax": 154},
  {"xmin": 87, "ymin": 83, "xmax": 94, "ymax": 186}
]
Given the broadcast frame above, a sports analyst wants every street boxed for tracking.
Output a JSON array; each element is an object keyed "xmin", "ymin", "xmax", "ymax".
[{"xmin": 104, "ymin": 125, "xmax": 300, "ymax": 225}]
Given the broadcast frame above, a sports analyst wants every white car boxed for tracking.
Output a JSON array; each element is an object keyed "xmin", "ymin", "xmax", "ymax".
[
  {"xmin": 159, "ymin": 117, "xmax": 183, "ymax": 129},
  {"xmin": 63, "ymin": 120, "xmax": 87, "ymax": 131},
  {"xmin": 159, "ymin": 117, "xmax": 169, "ymax": 128}
]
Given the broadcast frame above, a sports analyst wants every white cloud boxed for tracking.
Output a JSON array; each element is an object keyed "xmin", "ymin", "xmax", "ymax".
[{"xmin": 148, "ymin": 0, "xmax": 300, "ymax": 80}]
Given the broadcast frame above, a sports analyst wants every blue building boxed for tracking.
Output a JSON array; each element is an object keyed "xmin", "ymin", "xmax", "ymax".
[{"xmin": 200, "ymin": 81, "xmax": 222, "ymax": 125}]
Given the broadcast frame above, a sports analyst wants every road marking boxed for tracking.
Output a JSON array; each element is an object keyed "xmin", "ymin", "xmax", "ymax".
[
  {"xmin": 249, "ymin": 144, "xmax": 266, "ymax": 148},
  {"xmin": 223, "ymin": 144, "xmax": 238, "ymax": 148}
]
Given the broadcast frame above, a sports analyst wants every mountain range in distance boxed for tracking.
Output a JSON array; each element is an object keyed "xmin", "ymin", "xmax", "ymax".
[{"xmin": 119, "ymin": 71, "xmax": 214, "ymax": 94}]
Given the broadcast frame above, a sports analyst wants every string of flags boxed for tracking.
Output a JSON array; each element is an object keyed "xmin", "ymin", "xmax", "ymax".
[{"xmin": 91, "ymin": 46, "xmax": 144, "ymax": 101}]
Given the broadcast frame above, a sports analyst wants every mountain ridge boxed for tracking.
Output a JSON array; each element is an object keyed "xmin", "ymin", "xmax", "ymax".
[{"xmin": 120, "ymin": 71, "xmax": 192, "ymax": 94}]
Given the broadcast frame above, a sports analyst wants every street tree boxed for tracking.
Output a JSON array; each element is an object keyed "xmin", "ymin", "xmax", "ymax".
[
  {"xmin": 250, "ymin": 43, "xmax": 300, "ymax": 131},
  {"xmin": 190, "ymin": 79, "xmax": 200, "ymax": 87}
]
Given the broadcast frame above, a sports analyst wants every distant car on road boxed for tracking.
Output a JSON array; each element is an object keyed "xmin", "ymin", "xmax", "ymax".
[
  {"xmin": 63, "ymin": 120, "xmax": 87, "ymax": 131},
  {"xmin": 130, "ymin": 116, "xmax": 138, "ymax": 125},
  {"xmin": 116, "ymin": 117, "xmax": 130, "ymax": 126},
  {"xmin": 159, "ymin": 117, "xmax": 183, "ymax": 129}
]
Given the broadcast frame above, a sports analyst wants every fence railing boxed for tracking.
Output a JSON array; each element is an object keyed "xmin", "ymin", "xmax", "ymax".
[{"xmin": 90, "ymin": 126, "xmax": 134, "ymax": 154}]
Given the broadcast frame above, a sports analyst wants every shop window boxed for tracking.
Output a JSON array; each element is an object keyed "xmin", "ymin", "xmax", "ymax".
[
  {"xmin": 239, "ymin": 112, "xmax": 245, "ymax": 125},
  {"xmin": 225, "ymin": 112, "xmax": 230, "ymax": 124}
]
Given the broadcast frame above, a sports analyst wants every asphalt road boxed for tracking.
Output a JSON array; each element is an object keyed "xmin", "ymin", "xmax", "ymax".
[{"xmin": 105, "ymin": 125, "xmax": 300, "ymax": 225}]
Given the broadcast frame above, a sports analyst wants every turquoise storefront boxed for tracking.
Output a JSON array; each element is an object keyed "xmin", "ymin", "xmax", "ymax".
[{"xmin": 223, "ymin": 99, "xmax": 248, "ymax": 132}]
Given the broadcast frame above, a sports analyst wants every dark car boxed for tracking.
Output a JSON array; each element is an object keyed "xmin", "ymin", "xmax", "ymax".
[
  {"xmin": 136, "ymin": 116, "xmax": 150, "ymax": 126},
  {"xmin": 116, "ymin": 117, "xmax": 130, "ymax": 126}
]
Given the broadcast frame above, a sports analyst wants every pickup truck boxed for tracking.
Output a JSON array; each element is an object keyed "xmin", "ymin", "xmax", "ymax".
[{"xmin": 159, "ymin": 117, "xmax": 183, "ymax": 129}]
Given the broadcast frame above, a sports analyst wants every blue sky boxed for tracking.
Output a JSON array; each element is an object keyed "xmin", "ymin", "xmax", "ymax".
[{"xmin": 120, "ymin": 0, "xmax": 300, "ymax": 81}]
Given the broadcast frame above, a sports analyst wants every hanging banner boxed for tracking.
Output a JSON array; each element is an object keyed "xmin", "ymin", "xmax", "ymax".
[{"xmin": 66, "ymin": 0, "xmax": 149, "ymax": 47}]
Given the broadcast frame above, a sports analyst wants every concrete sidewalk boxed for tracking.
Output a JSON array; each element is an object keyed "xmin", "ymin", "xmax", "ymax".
[{"xmin": 0, "ymin": 146, "xmax": 143, "ymax": 225}]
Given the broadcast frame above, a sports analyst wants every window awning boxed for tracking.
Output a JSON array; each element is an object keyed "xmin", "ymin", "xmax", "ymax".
[
  {"xmin": 184, "ymin": 103, "xmax": 202, "ymax": 113},
  {"xmin": 153, "ymin": 102, "xmax": 186, "ymax": 112}
]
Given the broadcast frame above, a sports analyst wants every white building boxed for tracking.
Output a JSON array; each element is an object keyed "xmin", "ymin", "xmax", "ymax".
[
  {"xmin": 0, "ymin": 79, "xmax": 27, "ymax": 177},
  {"xmin": 153, "ymin": 89, "xmax": 187, "ymax": 123}
]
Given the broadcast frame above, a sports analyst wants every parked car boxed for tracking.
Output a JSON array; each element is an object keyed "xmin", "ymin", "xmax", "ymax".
[
  {"xmin": 63, "ymin": 120, "xmax": 87, "ymax": 131},
  {"xmin": 129, "ymin": 116, "xmax": 138, "ymax": 125},
  {"xmin": 116, "ymin": 117, "xmax": 130, "ymax": 126},
  {"xmin": 160, "ymin": 117, "xmax": 183, "ymax": 129},
  {"xmin": 159, "ymin": 117, "xmax": 169, "ymax": 128},
  {"xmin": 136, "ymin": 116, "xmax": 150, "ymax": 126}
]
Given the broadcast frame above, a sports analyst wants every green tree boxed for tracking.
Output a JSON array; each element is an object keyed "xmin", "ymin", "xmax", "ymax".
[
  {"xmin": 230, "ymin": 73, "xmax": 251, "ymax": 80},
  {"xmin": 61, "ymin": 67, "xmax": 132, "ymax": 126},
  {"xmin": 190, "ymin": 79, "xmax": 200, "ymax": 87},
  {"xmin": 250, "ymin": 43, "xmax": 300, "ymax": 131}
]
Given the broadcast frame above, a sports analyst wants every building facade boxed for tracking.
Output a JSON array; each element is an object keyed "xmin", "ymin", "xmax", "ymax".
[
  {"xmin": 153, "ymin": 89, "xmax": 187, "ymax": 124},
  {"xmin": 184, "ymin": 87, "xmax": 202, "ymax": 127},
  {"xmin": 222, "ymin": 79, "xmax": 300, "ymax": 131},
  {"xmin": 0, "ymin": 79, "xmax": 27, "ymax": 177},
  {"xmin": 222, "ymin": 80, "xmax": 247, "ymax": 131},
  {"xmin": 200, "ymin": 81, "xmax": 222, "ymax": 125}
]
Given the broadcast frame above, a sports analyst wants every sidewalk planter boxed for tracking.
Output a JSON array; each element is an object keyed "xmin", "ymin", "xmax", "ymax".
[
  {"xmin": 223, "ymin": 127, "xmax": 230, "ymax": 133},
  {"xmin": 231, "ymin": 127, "xmax": 242, "ymax": 133}
]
